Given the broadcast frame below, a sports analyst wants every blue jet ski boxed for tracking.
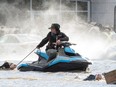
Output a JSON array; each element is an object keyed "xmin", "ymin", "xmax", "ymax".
[{"xmin": 18, "ymin": 42, "xmax": 92, "ymax": 72}]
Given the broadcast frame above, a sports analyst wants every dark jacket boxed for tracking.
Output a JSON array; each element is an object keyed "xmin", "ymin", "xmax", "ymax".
[{"xmin": 37, "ymin": 32, "xmax": 69, "ymax": 50}]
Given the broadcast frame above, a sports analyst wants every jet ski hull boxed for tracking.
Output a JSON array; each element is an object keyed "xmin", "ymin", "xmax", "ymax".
[{"xmin": 18, "ymin": 59, "xmax": 91, "ymax": 72}]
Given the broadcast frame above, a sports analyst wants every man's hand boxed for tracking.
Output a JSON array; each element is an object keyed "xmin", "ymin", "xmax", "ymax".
[
  {"xmin": 36, "ymin": 45, "xmax": 40, "ymax": 49},
  {"xmin": 56, "ymin": 40, "xmax": 61, "ymax": 45}
]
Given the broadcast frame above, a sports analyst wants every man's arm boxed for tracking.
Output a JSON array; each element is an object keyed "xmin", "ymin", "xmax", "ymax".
[
  {"xmin": 59, "ymin": 32, "xmax": 69, "ymax": 41},
  {"xmin": 36, "ymin": 32, "xmax": 50, "ymax": 48}
]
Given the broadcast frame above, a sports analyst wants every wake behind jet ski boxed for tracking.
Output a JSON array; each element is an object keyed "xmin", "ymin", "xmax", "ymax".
[{"xmin": 18, "ymin": 41, "xmax": 92, "ymax": 72}]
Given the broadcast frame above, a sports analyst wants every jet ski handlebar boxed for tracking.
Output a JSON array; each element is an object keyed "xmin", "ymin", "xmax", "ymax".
[
  {"xmin": 60, "ymin": 41, "xmax": 76, "ymax": 46},
  {"xmin": 53, "ymin": 41, "xmax": 76, "ymax": 47}
]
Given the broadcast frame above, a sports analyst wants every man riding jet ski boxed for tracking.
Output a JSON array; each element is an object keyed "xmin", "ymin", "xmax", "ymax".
[{"xmin": 18, "ymin": 23, "xmax": 91, "ymax": 72}]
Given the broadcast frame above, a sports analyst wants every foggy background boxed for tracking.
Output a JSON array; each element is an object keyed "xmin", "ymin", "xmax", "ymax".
[{"xmin": 0, "ymin": 0, "xmax": 115, "ymax": 60}]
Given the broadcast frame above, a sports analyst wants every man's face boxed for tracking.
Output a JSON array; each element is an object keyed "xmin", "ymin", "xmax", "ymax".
[{"xmin": 51, "ymin": 28, "xmax": 56, "ymax": 34}]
